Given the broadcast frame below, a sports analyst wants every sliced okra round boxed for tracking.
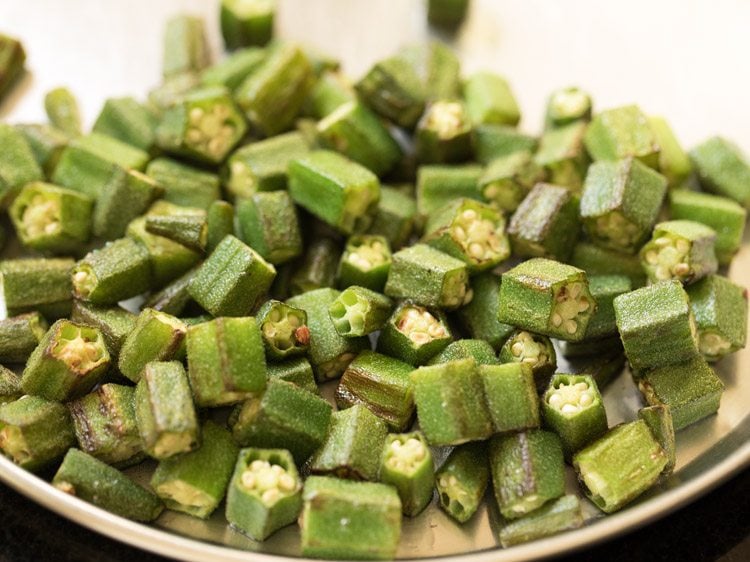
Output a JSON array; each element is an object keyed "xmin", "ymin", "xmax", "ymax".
[
  {"xmin": 415, "ymin": 100, "xmax": 473, "ymax": 164},
  {"xmin": 640, "ymin": 220, "xmax": 718, "ymax": 285},
  {"xmin": 499, "ymin": 330, "xmax": 557, "ymax": 392},
  {"xmin": 338, "ymin": 234, "xmax": 392, "ymax": 292},
  {"xmin": 257, "ymin": 299, "xmax": 310, "ymax": 360},
  {"xmin": 328, "ymin": 286, "xmax": 392, "ymax": 337},
  {"xmin": 545, "ymin": 87, "xmax": 592, "ymax": 128},
  {"xmin": 380, "ymin": 432, "xmax": 434, "ymax": 517}
]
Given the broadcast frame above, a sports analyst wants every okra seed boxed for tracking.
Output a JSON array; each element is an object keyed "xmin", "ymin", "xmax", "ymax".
[
  {"xmin": 699, "ymin": 331, "xmax": 732, "ymax": 357},
  {"xmin": 262, "ymin": 489, "xmax": 280, "ymax": 504},
  {"xmin": 241, "ymin": 472, "xmax": 256, "ymax": 489},
  {"xmin": 279, "ymin": 474, "xmax": 296, "ymax": 491}
]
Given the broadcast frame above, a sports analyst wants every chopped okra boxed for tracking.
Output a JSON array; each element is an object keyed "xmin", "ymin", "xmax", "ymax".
[
  {"xmin": 499, "ymin": 330, "xmax": 557, "ymax": 392},
  {"xmin": 480, "ymin": 362, "xmax": 540, "ymax": 434},
  {"xmin": 435, "ymin": 442, "xmax": 489, "ymax": 523},
  {"xmin": 337, "ymin": 235, "xmax": 392, "ymax": 292},
  {"xmin": 499, "ymin": 495, "xmax": 584, "ymax": 547},
  {"xmin": 545, "ymin": 87, "xmax": 592, "ymax": 129},
  {"xmin": 415, "ymin": 100, "xmax": 473, "ymax": 164},
  {"xmin": 356, "ymin": 55, "xmax": 426, "ymax": 129},
  {"xmin": 328, "ymin": 286, "xmax": 392, "ymax": 337},
  {"xmin": 463, "ymin": 72, "xmax": 520, "ymax": 127},
  {"xmin": 220, "ymin": 0, "xmax": 275, "ymax": 49},
  {"xmin": 417, "ymin": 163, "xmax": 484, "ymax": 216},
  {"xmin": 377, "ymin": 302, "xmax": 452, "ymax": 366},
  {"xmin": 237, "ymin": 191, "xmax": 303, "ymax": 265},
  {"xmin": 638, "ymin": 405, "xmax": 676, "ymax": 475},
  {"xmin": 257, "ymin": 299, "xmax": 310, "ymax": 360},
  {"xmin": 474, "ymin": 124, "xmax": 538, "ymax": 165},
  {"xmin": 427, "ymin": 339, "xmax": 498, "ymax": 366},
  {"xmin": 0, "ymin": 33, "xmax": 25, "ymax": 102},
  {"xmin": 479, "ymin": 150, "xmax": 546, "ymax": 213},
  {"xmin": 0, "ymin": 312, "xmax": 48, "ymax": 364},
  {"xmin": 380, "ymin": 432, "xmax": 434, "ymax": 517},
  {"xmin": 690, "ymin": 136, "xmax": 750, "ymax": 208},
  {"xmin": 639, "ymin": 220, "xmax": 718, "ymax": 285},
  {"xmin": 534, "ymin": 121, "xmax": 590, "ymax": 192},
  {"xmin": 584, "ymin": 104, "xmax": 661, "ymax": 168}
]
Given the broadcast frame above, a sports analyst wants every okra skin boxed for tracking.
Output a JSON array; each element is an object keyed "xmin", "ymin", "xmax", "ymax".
[
  {"xmin": 162, "ymin": 14, "xmax": 209, "ymax": 78},
  {"xmin": 145, "ymin": 213, "xmax": 208, "ymax": 253},
  {"xmin": 0, "ymin": 396, "xmax": 75, "ymax": 472},
  {"xmin": 118, "ymin": 309, "xmax": 187, "ymax": 383},
  {"xmin": 584, "ymin": 104, "xmax": 661, "ymax": 168},
  {"xmin": 479, "ymin": 151, "xmax": 546, "ymax": 214},
  {"xmin": 584, "ymin": 275, "xmax": 632, "ymax": 340},
  {"xmin": 489, "ymin": 430, "xmax": 566, "ymax": 519},
  {"xmin": 0, "ymin": 312, "xmax": 48, "ymax": 364},
  {"xmin": 70, "ymin": 301, "xmax": 136, "ymax": 360},
  {"xmin": 15, "ymin": 124, "xmax": 69, "ymax": 176},
  {"xmin": 328, "ymin": 286, "xmax": 392, "ymax": 337},
  {"xmin": 21, "ymin": 320, "xmax": 111, "ymax": 402},
  {"xmin": 499, "ymin": 330, "xmax": 558, "ymax": 391},
  {"xmin": 186, "ymin": 316, "xmax": 267, "ymax": 407},
  {"xmin": 93, "ymin": 97, "xmax": 158, "ymax": 153},
  {"xmin": 648, "ymin": 116, "xmax": 691, "ymax": 188},
  {"xmin": 427, "ymin": 339, "xmax": 498, "ymax": 366},
  {"xmin": 689, "ymin": 136, "xmax": 750, "ymax": 208},
  {"xmin": 417, "ymin": 163, "xmax": 484, "ymax": 217},
  {"xmin": 639, "ymin": 405, "xmax": 676, "ymax": 474},
  {"xmin": 573, "ymin": 420, "xmax": 667, "ymax": 513},
  {"xmin": 435, "ymin": 442, "xmax": 489, "ymax": 523},
  {"xmin": 151, "ymin": 420, "xmax": 238, "ymax": 519},
  {"xmin": 457, "ymin": 273, "xmax": 515, "ymax": 351},
  {"xmin": 201, "ymin": 46, "xmax": 266, "ymax": 91},
  {"xmin": 135, "ymin": 361, "xmax": 199, "ymax": 460},
  {"xmin": 480, "ymin": 363, "xmax": 540, "ymax": 434},
  {"xmin": 221, "ymin": 0, "xmax": 275, "ymax": 49},
  {"xmin": 44, "ymin": 87, "xmax": 82, "ymax": 138},
  {"xmin": 237, "ymin": 191, "xmax": 303, "ymax": 264},
  {"xmin": 146, "ymin": 157, "xmax": 221, "ymax": 210},
  {"xmin": 534, "ymin": 121, "xmax": 590, "ymax": 192},
  {"xmin": 0, "ymin": 258, "xmax": 74, "ymax": 317},
  {"xmin": 463, "ymin": 72, "xmax": 521, "ymax": 127},
  {"xmin": 498, "ymin": 495, "xmax": 583, "ymax": 547},
  {"xmin": 94, "ymin": 168, "xmax": 162, "ymax": 241},
  {"xmin": 267, "ymin": 357, "xmax": 318, "ymax": 394},
  {"xmin": 415, "ymin": 100, "xmax": 473, "ymax": 164},
  {"xmin": 307, "ymin": 70, "xmax": 356, "ymax": 118},
  {"xmin": 0, "ymin": 124, "xmax": 44, "ymax": 205},
  {"xmin": 337, "ymin": 235, "xmax": 392, "ymax": 292},
  {"xmin": 544, "ymin": 87, "xmax": 592, "ymax": 129},
  {"xmin": 474, "ymin": 124, "xmax": 538, "ymax": 165},
  {"xmin": 256, "ymin": 299, "xmax": 310, "ymax": 360},
  {"xmin": 226, "ymin": 447, "xmax": 303, "ymax": 540},
  {"xmin": 300, "ymin": 476, "xmax": 402, "ymax": 561},
  {"xmin": 53, "ymin": 449, "xmax": 164, "ymax": 522},
  {"xmin": 570, "ymin": 242, "xmax": 647, "ymax": 288},
  {"xmin": 379, "ymin": 432, "xmax": 434, "ymax": 517},
  {"xmin": 687, "ymin": 275, "xmax": 747, "ymax": 361},
  {"xmin": 367, "ymin": 186, "xmax": 417, "ymax": 250},
  {"xmin": 0, "ymin": 367, "xmax": 22, "ymax": 404},
  {"xmin": 640, "ymin": 220, "xmax": 718, "ymax": 286},
  {"xmin": 189, "ymin": 235, "xmax": 277, "ymax": 317},
  {"xmin": 206, "ymin": 200, "xmax": 235, "ymax": 253},
  {"xmin": 376, "ymin": 302, "xmax": 452, "ymax": 366},
  {"xmin": 0, "ymin": 33, "xmax": 25, "ymax": 102}
]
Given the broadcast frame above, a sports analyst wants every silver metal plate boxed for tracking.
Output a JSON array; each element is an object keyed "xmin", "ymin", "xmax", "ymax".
[{"xmin": 1, "ymin": 1, "xmax": 749, "ymax": 560}]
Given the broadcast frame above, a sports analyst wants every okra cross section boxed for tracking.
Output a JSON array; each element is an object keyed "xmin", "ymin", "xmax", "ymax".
[
  {"xmin": 377, "ymin": 302, "xmax": 452, "ymax": 366},
  {"xmin": 379, "ymin": 432, "xmax": 434, "ymax": 517},
  {"xmin": 533, "ymin": 121, "xmax": 590, "ymax": 192},
  {"xmin": 498, "ymin": 330, "xmax": 557, "ymax": 392},
  {"xmin": 498, "ymin": 258, "xmax": 596, "ymax": 342},
  {"xmin": 544, "ymin": 86, "xmax": 592, "ymax": 129},
  {"xmin": 328, "ymin": 286, "xmax": 392, "ymax": 337},
  {"xmin": 479, "ymin": 150, "xmax": 546, "ymax": 214},
  {"xmin": 639, "ymin": 220, "xmax": 718, "ymax": 285},
  {"xmin": 435, "ymin": 442, "xmax": 489, "ymax": 523},
  {"xmin": 415, "ymin": 100, "xmax": 473, "ymax": 164},
  {"xmin": 337, "ymin": 235, "xmax": 392, "ymax": 292},
  {"xmin": 256, "ymin": 299, "xmax": 310, "ymax": 361}
]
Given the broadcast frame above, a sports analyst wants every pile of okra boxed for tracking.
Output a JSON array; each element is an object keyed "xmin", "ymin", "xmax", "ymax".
[{"xmin": 0, "ymin": 0, "xmax": 748, "ymax": 558}]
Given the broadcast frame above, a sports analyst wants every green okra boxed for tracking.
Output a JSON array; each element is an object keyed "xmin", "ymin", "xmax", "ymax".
[
  {"xmin": 457, "ymin": 273, "xmax": 515, "ymax": 351},
  {"xmin": 584, "ymin": 104, "xmax": 660, "ymax": 168},
  {"xmin": 435, "ymin": 442, "xmax": 489, "ymax": 523},
  {"xmin": 411, "ymin": 358, "xmax": 493, "ymax": 446},
  {"xmin": 93, "ymin": 97, "xmax": 159, "ymax": 152},
  {"xmin": 53, "ymin": 449, "xmax": 163, "ymax": 522},
  {"xmin": 135, "ymin": 361, "xmax": 199, "ymax": 460},
  {"xmin": 328, "ymin": 286, "xmax": 392, "ymax": 337},
  {"xmin": 118, "ymin": 308, "xmax": 186, "ymax": 383},
  {"xmin": 147, "ymin": 71, "xmax": 201, "ymax": 114},
  {"xmin": 226, "ymin": 447, "xmax": 302, "ymax": 540},
  {"xmin": 221, "ymin": 0, "xmax": 275, "ymax": 49},
  {"xmin": 335, "ymin": 350, "xmax": 415, "ymax": 432},
  {"xmin": 416, "ymin": 41, "xmax": 461, "ymax": 101},
  {"xmin": 544, "ymin": 87, "xmax": 592, "ymax": 129},
  {"xmin": 480, "ymin": 362, "xmax": 540, "ymax": 434},
  {"xmin": 72, "ymin": 237, "xmax": 151, "ymax": 304},
  {"xmin": 613, "ymin": 280, "xmax": 700, "ymax": 370},
  {"xmin": 300, "ymin": 476, "xmax": 402, "ymax": 560},
  {"xmin": 267, "ymin": 357, "xmax": 318, "ymax": 394},
  {"xmin": 583, "ymin": 275, "xmax": 632, "ymax": 340},
  {"xmin": 186, "ymin": 316, "xmax": 267, "ymax": 407},
  {"xmin": 307, "ymin": 70, "xmax": 356, "ymax": 119},
  {"xmin": 689, "ymin": 136, "xmax": 750, "ymax": 208},
  {"xmin": 0, "ymin": 124, "xmax": 44, "ymax": 205},
  {"xmin": 286, "ymin": 288, "xmax": 369, "ymax": 381},
  {"xmin": 201, "ymin": 46, "xmax": 266, "ymax": 91},
  {"xmin": 0, "ymin": 257, "xmax": 74, "ymax": 317},
  {"xmin": 68, "ymin": 383, "xmax": 144, "ymax": 467},
  {"xmin": 0, "ymin": 367, "xmax": 22, "ymax": 404},
  {"xmin": 669, "ymin": 190, "xmax": 747, "ymax": 266},
  {"xmin": 499, "ymin": 330, "xmax": 557, "ymax": 392},
  {"xmin": 152, "ymin": 420, "xmax": 238, "ymax": 519},
  {"xmin": 479, "ymin": 150, "xmax": 546, "ymax": 213},
  {"xmin": 0, "ymin": 312, "xmax": 48, "ymax": 364},
  {"xmin": 21, "ymin": 320, "xmax": 110, "ymax": 402},
  {"xmin": 489, "ymin": 430, "xmax": 565, "ymax": 519},
  {"xmin": 498, "ymin": 495, "xmax": 584, "ymax": 548},
  {"xmin": 207, "ymin": 200, "xmax": 235, "ymax": 253},
  {"xmin": 379, "ymin": 431, "xmax": 434, "ymax": 517},
  {"xmin": 463, "ymin": 72, "xmax": 520, "ymax": 126},
  {"xmin": 237, "ymin": 191, "xmax": 303, "ymax": 264},
  {"xmin": 573, "ymin": 419, "xmax": 667, "ymax": 513},
  {"xmin": 146, "ymin": 157, "xmax": 221, "ymax": 209},
  {"xmin": 474, "ymin": 124, "xmax": 538, "ymax": 165},
  {"xmin": 640, "ymin": 220, "xmax": 718, "ymax": 285},
  {"xmin": 289, "ymin": 150, "xmax": 381, "ymax": 235},
  {"xmin": 189, "ymin": 235, "xmax": 276, "ymax": 316},
  {"xmin": 15, "ymin": 124, "xmax": 69, "ymax": 176},
  {"xmin": 61, "ymin": 132, "xmax": 150, "ymax": 175},
  {"xmin": 638, "ymin": 405, "xmax": 676, "ymax": 474},
  {"xmin": 310, "ymin": 404, "xmax": 389, "ymax": 481},
  {"xmin": 376, "ymin": 302, "xmax": 452, "ymax": 366},
  {"xmin": 0, "ymin": 396, "xmax": 75, "ymax": 472},
  {"xmin": 231, "ymin": 378, "xmax": 332, "ymax": 464},
  {"xmin": 687, "ymin": 275, "xmax": 747, "ymax": 362},
  {"xmin": 367, "ymin": 186, "xmax": 417, "ymax": 250},
  {"xmin": 256, "ymin": 299, "xmax": 310, "ymax": 360},
  {"xmin": 541, "ymin": 374, "xmax": 608, "ymax": 459},
  {"xmin": 558, "ymin": 335, "xmax": 623, "ymax": 359},
  {"xmin": 427, "ymin": 339, "xmax": 498, "ymax": 366},
  {"xmin": 162, "ymin": 14, "xmax": 209, "ymax": 78},
  {"xmin": 289, "ymin": 238, "xmax": 341, "ymax": 295},
  {"xmin": 507, "ymin": 182, "xmax": 580, "ymax": 262},
  {"xmin": 417, "ymin": 163, "xmax": 484, "ymax": 217},
  {"xmin": 235, "ymin": 43, "xmax": 313, "ymax": 136},
  {"xmin": 93, "ymin": 167, "xmax": 162, "ymax": 240},
  {"xmin": 570, "ymin": 242, "xmax": 646, "ymax": 287},
  {"xmin": 637, "ymin": 357, "xmax": 724, "ymax": 431},
  {"xmin": 316, "ymin": 101, "xmax": 402, "ymax": 176},
  {"xmin": 415, "ymin": 100, "xmax": 472, "ymax": 164},
  {"xmin": 337, "ymin": 235, "xmax": 392, "ymax": 292},
  {"xmin": 427, "ymin": 0, "xmax": 469, "ymax": 28},
  {"xmin": 579, "ymin": 157, "xmax": 668, "ymax": 254},
  {"xmin": 44, "ymin": 87, "xmax": 82, "ymax": 137},
  {"xmin": 534, "ymin": 121, "xmax": 590, "ymax": 192},
  {"xmin": 0, "ymin": 33, "xmax": 25, "ymax": 101},
  {"xmin": 145, "ymin": 213, "xmax": 208, "ymax": 253},
  {"xmin": 70, "ymin": 301, "xmax": 137, "ymax": 360},
  {"xmin": 648, "ymin": 116, "xmax": 691, "ymax": 187}
]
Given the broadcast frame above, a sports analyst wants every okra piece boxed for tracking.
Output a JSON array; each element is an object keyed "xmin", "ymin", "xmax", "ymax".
[
  {"xmin": 379, "ymin": 432, "xmax": 434, "ymax": 517},
  {"xmin": 307, "ymin": 70, "xmax": 356, "ymax": 118},
  {"xmin": 53, "ymin": 449, "xmax": 163, "ymax": 522},
  {"xmin": 412, "ymin": 41, "xmax": 461, "ymax": 101},
  {"xmin": 237, "ymin": 191, "xmax": 303, "ymax": 264},
  {"xmin": 0, "ymin": 257, "xmax": 74, "ymax": 317},
  {"xmin": 0, "ymin": 367, "xmax": 21, "ymax": 404},
  {"xmin": 93, "ymin": 167, "xmax": 162, "ymax": 240},
  {"xmin": 328, "ymin": 286, "xmax": 392, "ymax": 337},
  {"xmin": 57, "ymin": 132, "xmax": 150, "ymax": 183},
  {"xmin": 10, "ymin": 182, "xmax": 93, "ymax": 254},
  {"xmin": 415, "ymin": 100, "xmax": 472, "ymax": 164},
  {"xmin": 474, "ymin": 124, "xmax": 538, "ymax": 165},
  {"xmin": 21, "ymin": 320, "xmax": 110, "ymax": 402},
  {"xmin": 156, "ymin": 86, "xmax": 247, "ymax": 165},
  {"xmin": 427, "ymin": 339, "xmax": 498, "ymax": 366},
  {"xmin": 0, "ymin": 33, "xmax": 25, "ymax": 101},
  {"xmin": 235, "ymin": 43, "xmax": 313, "ymax": 136},
  {"xmin": 0, "ymin": 124, "xmax": 44, "ymax": 205},
  {"xmin": 15, "ymin": 124, "xmax": 69, "ymax": 176},
  {"xmin": 201, "ymin": 47, "xmax": 266, "ymax": 91},
  {"xmin": 689, "ymin": 136, "xmax": 750, "ymax": 208},
  {"xmin": 337, "ymin": 235, "xmax": 392, "ymax": 292},
  {"xmin": 613, "ymin": 280, "xmax": 700, "ymax": 370},
  {"xmin": 584, "ymin": 104, "xmax": 660, "ymax": 168},
  {"xmin": 147, "ymin": 71, "xmax": 201, "ymax": 114},
  {"xmin": 638, "ymin": 405, "xmax": 676, "ymax": 474},
  {"xmin": 573, "ymin": 420, "xmax": 667, "ymax": 513},
  {"xmin": 435, "ymin": 442, "xmax": 489, "ymax": 523},
  {"xmin": 427, "ymin": 0, "xmax": 469, "ymax": 28},
  {"xmin": 186, "ymin": 316, "xmax": 267, "ymax": 407},
  {"xmin": 568, "ymin": 351, "xmax": 626, "ymax": 391},
  {"xmin": 583, "ymin": 275, "xmax": 632, "ymax": 340},
  {"xmin": 457, "ymin": 273, "xmax": 515, "ymax": 351},
  {"xmin": 0, "ymin": 396, "xmax": 75, "ymax": 472},
  {"xmin": 221, "ymin": 0, "xmax": 275, "ymax": 49},
  {"xmin": 189, "ymin": 235, "xmax": 276, "ymax": 316},
  {"xmin": 669, "ymin": 190, "xmax": 747, "ymax": 266},
  {"xmin": 508, "ymin": 183, "xmax": 580, "ymax": 261},
  {"xmin": 162, "ymin": 14, "xmax": 209, "ymax": 78},
  {"xmin": 135, "ymin": 361, "xmax": 199, "ymax": 460},
  {"xmin": 499, "ymin": 495, "xmax": 584, "ymax": 547},
  {"xmin": 534, "ymin": 121, "xmax": 590, "ymax": 192},
  {"xmin": 231, "ymin": 378, "xmax": 332, "ymax": 464},
  {"xmin": 286, "ymin": 288, "xmax": 369, "ymax": 381},
  {"xmin": 256, "ymin": 299, "xmax": 310, "ymax": 360},
  {"xmin": 72, "ymin": 237, "xmax": 151, "ymax": 304},
  {"xmin": 69, "ymin": 383, "xmax": 143, "ymax": 467},
  {"xmin": 145, "ymin": 213, "xmax": 207, "ymax": 253},
  {"xmin": 640, "ymin": 220, "xmax": 718, "ymax": 285},
  {"xmin": 93, "ymin": 97, "xmax": 159, "ymax": 153},
  {"xmin": 417, "ymin": 163, "xmax": 484, "ymax": 216},
  {"xmin": 151, "ymin": 420, "xmax": 238, "ymax": 519},
  {"xmin": 463, "ymin": 71, "xmax": 520, "ymax": 127},
  {"xmin": 146, "ymin": 157, "xmax": 221, "ymax": 210},
  {"xmin": 570, "ymin": 242, "xmax": 646, "ymax": 287},
  {"xmin": 580, "ymin": 157, "xmax": 668, "ymax": 254},
  {"xmin": 637, "ymin": 357, "xmax": 724, "ymax": 431},
  {"xmin": 44, "ymin": 87, "xmax": 82, "ymax": 137},
  {"xmin": 479, "ymin": 150, "xmax": 546, "ymax": 213},
  {"xmin": 267, "ymin": 357, "xmax": 318, "ymax": 394},
  {"xmin": 118, "ymin": 309, "xmax": 186, "ymax": 383},
  {"xmin": 376, "ymin": 302, "xmax": 452, "ymax": 366},
  {"xmin": 310, "ymin": 404, "xmax": 388, "ymax": 481},
  {"xmin": 289, "ymin": 150, "xmax": 381, "ymax": 235},
  {"xmin": 411, "ymin": 359, "xmax": 493, "ymax": 446},
  {"xmin": 544, "ymin": 87, "xmax": 592, "ymax": 129},
  {"xmin": 648, "ymin": 116, "xmax": 691, "ymax": 187},
  {"xmin": 225, "ymin": 131, "xmax": 309, "ymax": 198},
  {"xmin": 70, "ymin": 301, "xmax": 137, "ymax": 360},
  {"xmin": 687, "ymin": 275, "xmax": 747, "ymax": 362},
  {"xmin": 498, "ymin": 330, "xmax": 557, "ymax": 392},
  {"xmin": 558, "ymin": 334, "xmax": 623, "ymax": 359},
  {"xmin": 207, "ymin": 200, "xmax": 235, "ymax": 253},
  {"xmin": 0, "ymin": 312, "xmax": 48, "ymax": 364},
  {"xmin": 288, "ymin": 238, "xmax": 341, "ymax": 295},
  {"xmin": 367, "ymin": 186, "xmax": 417, "ymax": 249},
  {"xmin": 316, "ymin": 101, "xmax": 402, "ymax": 176},
  {"xmin": 489, "ymin": 430, "xmax": 565, "ymax": 519},
  {"xmin": 480, "ymin": 363, "xmax": 540, "ymax": 433},
  {"xmin": 335, "ymin": 351, "xmax": 415, "ymax": 432}
]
